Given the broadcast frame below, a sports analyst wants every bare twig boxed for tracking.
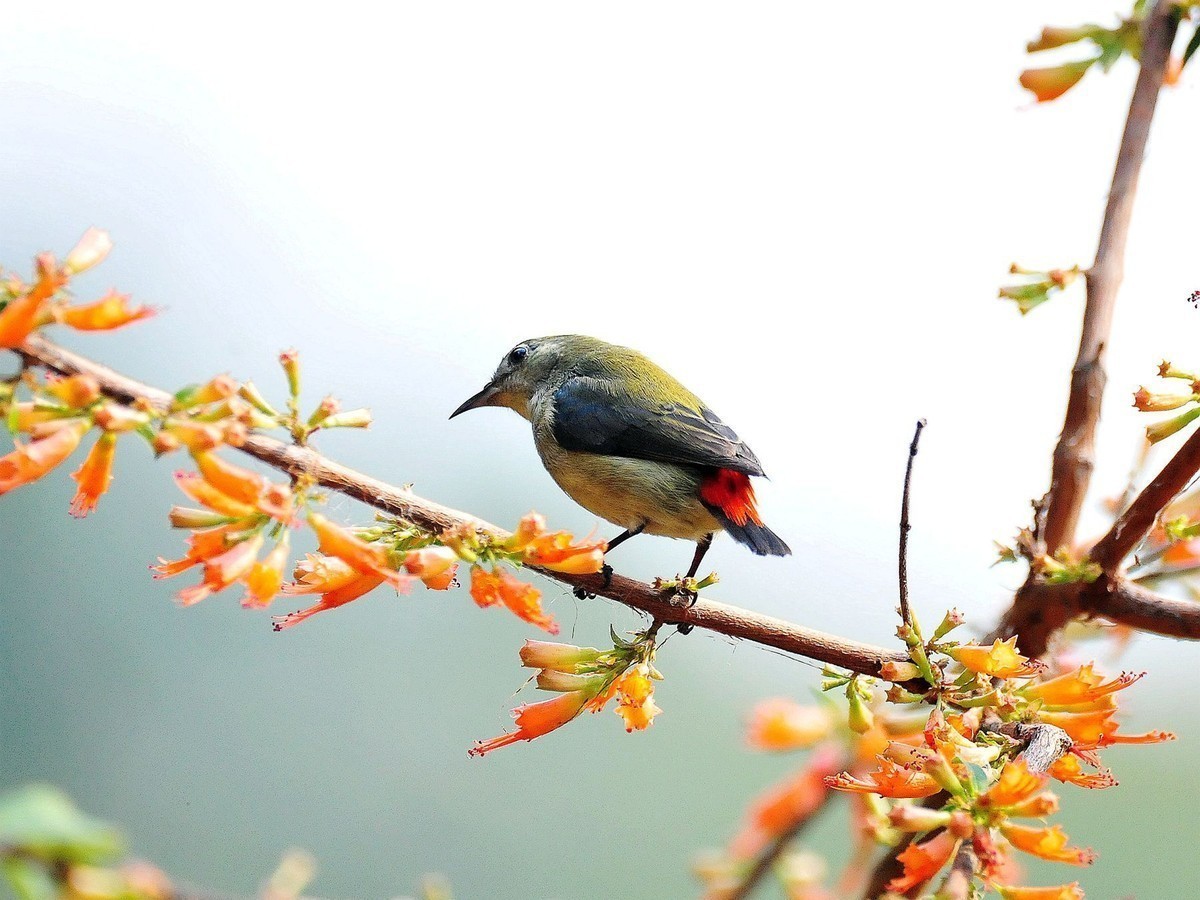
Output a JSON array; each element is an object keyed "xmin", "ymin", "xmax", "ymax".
[
  {"xmin": 17, "ymin": 334, "xmax": 910, "ymax": 678},
  {"xmin": 898, "ymin": 419, "xmax": 926, "ymax": 626},
  {"xmin": 938, "ymin": 843, "xmax": 977, "ymax": 900},
  {"xmin": 1040, "ymin": 0, "xmax": 1181, "ymax": 554}
]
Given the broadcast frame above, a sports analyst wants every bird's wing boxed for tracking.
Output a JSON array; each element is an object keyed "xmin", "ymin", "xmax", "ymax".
[{"xmin": 550, "ymin": 376, "xmax": 764, "ymax": 476}]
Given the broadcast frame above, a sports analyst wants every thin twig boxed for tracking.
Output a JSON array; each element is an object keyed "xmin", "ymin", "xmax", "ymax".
[
  {"xmin": 1040, "ymin": 0, "xmax": 1180, "ymax": 554},
  {"xmin": 17, "ymin": 334, "xmax": 910, "ymax": 678},
  {"xmin": 898, "ymin": 419, "xmax": 926, "ymax": 627}
]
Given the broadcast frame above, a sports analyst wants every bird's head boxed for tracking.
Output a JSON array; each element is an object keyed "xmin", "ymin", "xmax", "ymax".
[{"xmin": 450, "ymin": 336, "xmax": 576, "ymax": 420}]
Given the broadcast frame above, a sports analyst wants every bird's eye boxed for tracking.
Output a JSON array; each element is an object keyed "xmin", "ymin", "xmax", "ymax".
[{"xmin": 508, "ymin": 345, "xmax": 528, "ymax": 365}]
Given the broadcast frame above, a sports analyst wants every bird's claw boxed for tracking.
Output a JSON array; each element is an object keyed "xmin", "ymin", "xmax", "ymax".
[
  {"xmin": 572, "ymin": 586, "xmax": 597, "ymax": 600},
  {"xmin": 573, "ymin": 563, "xmax": 613, "ymax": 600},
  {"xmin": 601, "ymin": 563, "xmax": 613, "ymax": 589}
]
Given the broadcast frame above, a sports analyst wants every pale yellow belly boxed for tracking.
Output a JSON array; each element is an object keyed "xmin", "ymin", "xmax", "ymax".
[{"xmin": 537, "ymin": 443, "xmax": 720, "ymax": 541}]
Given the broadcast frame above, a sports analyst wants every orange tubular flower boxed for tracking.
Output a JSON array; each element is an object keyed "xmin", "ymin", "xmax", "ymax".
[
  {"xmin": 177, "ymin": 532, "xmax": 264, "ymax": 606},
  {"xmin": 1047, "ymin": 755, "xmax": 1116, "ymax": 790},
  {"xmin": 887, "ymin": 830, "xmax": 958, "ymax": 894},
  {"xmin": 519, "ymin": 639, "xmax": 603, "ymax": 671},
  {"xmin": 242, "ymin": 538, "xmax": 290, "ymax": 608},
  {"xmin": 1001, "ymin": 823, "xmax": 1095, "ymax": 866},
  {"xmin": 980, "ymin": 759, "xmax": 1048, "ymax": 809},
  {"xmin": 46, "ymin": 374, "xmax": 102, "ymax": 409},
  {"xmin": 283, "ymin": 554, "xmax": 362, "ymax": 595},
  {"xmin": 824, "ymin": 756, "xmax": 942, "ymax": 799},
  {"xmin": 469, "ymin": 689, "xmax": 592, "ymax": 757},
  {"xmin": 172, "ymin": 471, "xmax": 259, "ymax": 517},
  {"xmin": 507, "ymin": 512, "xmax": 606, "ymax": 574},
  {"xmin": 153, "ymin": 523, "xmax": 242, "ymax": 577},
  {"xmin": 1019, "ymin": 60, "xmax": 1094, "ymax": 103},
  {"xmin": 0, "ymin": 419, "xmax": 89, "ymax": 495},
  {"xmin": 729, "ymin": 745, "xmax": 843, "ymax": 859},
  {"xmin": 994, "ymin": 884, "xmax": 1084, "ymax": 900},
  {"xmin": 613, "ymin": 664, "xmax": 662, "ymax": 732},
  {"xmin": 746, "ymin": 699, "xmax": 835, "ymax": 752},
  {"xmin": 308, "ymin": 512, "xmax": 408, "ymax": 590},
  {"xmin": 1023, "ymin": 665, "xmax": 1143, "ymax": 706},
  {"xmin": 58, "ymin": 290, "xmax": 154, "ymax": 331},
  {"xmin": 948, "ymin": 637, "xmax": 1041, "ymax": 679},
  {"xmin": 193, "ymin": 451, "xmax": 267, "ymax": 507},
  {"xmin": 69, "ymin": 431, "xmax": 117, "ymax": 517},
  {"xmin": 272, "ymin": 572, "xmax": 385, "ymax": 630},
  {"xmin": 0, "ymin": 253, "xmax": 66, "ymax": 348},
  {"xmin": 468, "ymin": 565, "xmax": 559, "ymax": 634}
]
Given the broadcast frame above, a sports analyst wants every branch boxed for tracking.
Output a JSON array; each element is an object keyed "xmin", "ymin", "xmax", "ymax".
[
  {"xmin": 1089, "ymin": 426, "xmax": 1200, "ymax": 571},
  {"xmin": 898, "ymin": 419, "xmax": 926, "ymax": 626},
  {"xmin": 1040, "ymin": 0, "xmax": 1180, "ymax": 554},
  {"xmin": 16, "ymin": 334, "xmax": 909, "ymax": 678}
]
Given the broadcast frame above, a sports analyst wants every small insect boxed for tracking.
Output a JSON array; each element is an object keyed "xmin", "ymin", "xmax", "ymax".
[{"xmin": 1188, "ymin": 290, "xmax": 1200, "ymax": 307}]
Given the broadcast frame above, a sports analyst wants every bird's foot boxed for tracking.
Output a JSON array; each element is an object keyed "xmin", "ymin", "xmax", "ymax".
[
  {"xmin": 601, "ymin": 563, "xmax": 614, "ymax": 589},
  {"xmin": 572, "ymin": 585, "xmax": 596, "ymax": 600}
]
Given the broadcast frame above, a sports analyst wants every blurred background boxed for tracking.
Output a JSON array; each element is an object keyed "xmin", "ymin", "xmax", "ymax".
[{"xmin": 1, "ymin": 2, "xmax": 1198, "ymax": 897}]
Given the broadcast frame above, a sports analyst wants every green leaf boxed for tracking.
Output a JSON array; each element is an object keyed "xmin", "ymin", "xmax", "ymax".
[
  {"xmin": 0, "ymin": 784, "xmax": 124, "ymax": 866},
  {"xmin": 965, "ymin": 762, "xmax": 990, "ymax": 796},
  {"xmin": 1183, "ymin": 22, "xmax": 1200, "ymax": 68}
]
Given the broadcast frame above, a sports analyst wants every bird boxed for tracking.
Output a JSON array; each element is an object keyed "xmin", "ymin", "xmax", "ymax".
[{"xmin": 450, "ymin": 335, "xmax": 790, "ymax": 598}]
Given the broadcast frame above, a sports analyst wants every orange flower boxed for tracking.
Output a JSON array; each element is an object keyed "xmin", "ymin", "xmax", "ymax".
[
  {"xmin": 63, "ymin": 227, "xmax": 113, "ymax": 275},
  {"xmin": 69, "ymin": 431, "xmax": 117, "ymax": 517},
  {"xmin": 403, "ymin": 546, "xmax": 459, "ymax": 589},
  {"xmin": 980, "ymin": 759, "xmax": 1047, "ymax": 809},
  {"xmin": 507, "ymin": 512, "xmax": 606, "ymax": 574},
  {"xmin": 308, "ymin": 512, "xmax": 407, "ymax": 589},
  {"xmin": 469, "ymin": 689, "xmax": 591, "ymax": 757},
  {"xmin": 0, "ymin": 253, "xmax": 65, "ymax": 348},
  {"xmin": 283, "ymin": 553, "xmax": 361, "ymax": 594},
  {"xmin": 58, "ymin": 290, "xmax": 154, "ymax": 331},
  {"xmin": 729, "ymin": 745, "xmax": 842, "ymax": 858},
  {"xmin": 613, "ymin": 664, "xmax": 662, "ymax": 732},
  {"xmin": 1001, "ymin": 823, "xmax": 1095, "ymax": 866},
  {"xmin": 0, "ymin": 419, "xmax": 88, "ymax": 495},
  {"xmin": 746, "ymin": 699, "xmax": 835, "ymax": 751},
  {"xmin": 468, "ymin": 565, "xmax": 559, "ymax": 634},
  {"xmin": 887, "ymin": 830, "xmax": 958, "ymax": 894},
  {"xmin": 1047, "ymin": 755, "xmax": 1116, "ymax": 790},
  {"xmin": 948, "ymin": 637, "xmax": 1041, "ymax": 679},
  {"xmin": 177, "ymin": 532, "xmax": 264, "ymax": 606},
  {"xmin": 824, "ymin": 756, "xmax": 942, "ymax": 799},
  {"xmin": 1023, "ymin": 665, "xmax": 1143, "ymax": 706},
  {"xmin": 242, "ymin": 538, "xmax": 290, "ymax": 608},
  {"xmin": 193, "ymin": 451, "xmax": 266, "ymax": 507},
  {"xmin": 273, "ymin": 572, "xmax": 385, "ymax": 630},
  {"xmin": 46, "ymin": 374, "xmax": 101, "ymax": 409},
  {"xmin": 172, "ymin": 471, "xmax": 258, "ymax": 517},
  {"xmin": 994, "ymin": 884, "xmax": 1084, "ymax": 900},
  {"xmin": 1019, "ymin": 60, "xmax": 1094, "ymax": 103}
]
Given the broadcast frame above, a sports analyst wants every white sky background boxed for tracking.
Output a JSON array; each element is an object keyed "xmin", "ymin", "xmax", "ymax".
[{"xmin": 2, "ymin": 2, "xmax": 1200, "ymax": 895}]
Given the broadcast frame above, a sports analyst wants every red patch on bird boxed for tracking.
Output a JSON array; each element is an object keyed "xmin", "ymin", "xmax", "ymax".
[{"xmin": 700, "ymin": 469, "xmax": 763, "ymax": 527}]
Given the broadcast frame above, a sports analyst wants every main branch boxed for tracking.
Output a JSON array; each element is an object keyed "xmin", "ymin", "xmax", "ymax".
[
  {"xmin": 18, "ymin": 334, "xmax": 908, "ymax": 678},
  {"xmin": 1040, "ymin": 0, "xmax": 1180, "ymax": 554}
]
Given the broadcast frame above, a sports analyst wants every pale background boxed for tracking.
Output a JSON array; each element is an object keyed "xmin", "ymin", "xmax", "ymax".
[{"xmin": 1, "ymin": 2, "xmax": 1198, "ymax": 897}]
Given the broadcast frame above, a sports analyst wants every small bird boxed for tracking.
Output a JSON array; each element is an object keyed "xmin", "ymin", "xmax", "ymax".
[{"xmin": 451, "ymin": 335, "xmax": 790, "ymax": 592}]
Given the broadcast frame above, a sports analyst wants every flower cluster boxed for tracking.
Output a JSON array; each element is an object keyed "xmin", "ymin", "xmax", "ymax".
[
  {"xmin": 1018, "ymin": 4, "xmax": 1186, "ymax": 104},
  {"xmin": 0, "ymin": 228, "xmax": 153, "ymax": 349},
  {"xmin": 1132, "ymin": 359, "xmax": 1200, "ymax": 444},
  {"xmin": 470, "ymin": 627, "xmax": 662, "ymax": 757},
  {"xmin": 999, "ymin": 264, "xmax": 1081, "ymax": 316},
  {"xmin": 701, "ymin": 612, "xmax": 1172, "ymax": 899}
]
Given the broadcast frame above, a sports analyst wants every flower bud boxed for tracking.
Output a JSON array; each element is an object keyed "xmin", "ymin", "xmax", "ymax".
[
  {"xmin": 319, "ymin": 407, "xmax": 374, "ymax": 429},
  {"xmin": 888, "ymin": 803, "xmax": 952, "ymax": 832},
  {"xmin": 879, "ymin": 661, "xmax": 923, "ymax": 683},
  {"xmin": 238, "ymin": 381, "xmax": 280, "ymax": 417},
  {"xmin": 519, "ymin": 639, "xmax": 604, "ymax": 672},
  {"xmin": 63, "ymin": 227, "xmax": 113, "ymax": 275},
  {"xmin": 1019, "ymin": 59, "xmax": 1095, "ymax": 103},
  {"xmin": 847, "ymin": 682, "xmax": 874, "ymax": 735},
  {"xmin": 279, "ymin": 349, "xmax": 301, "ymax": 399},
  {"xmin": 1146, "ymin": 406, "xmax": 1200, "ymax": 444},
  {"xmin": 1133, "ymin": 387, "xmax": 1194, "ymax": 412}
]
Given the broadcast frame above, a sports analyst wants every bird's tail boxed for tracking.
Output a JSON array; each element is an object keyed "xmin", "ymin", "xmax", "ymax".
[{"xmin": 700, "ymin": 469, "xmax": 791, "ymax": 557}]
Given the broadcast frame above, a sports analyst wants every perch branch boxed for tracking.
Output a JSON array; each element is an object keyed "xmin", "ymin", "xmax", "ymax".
[
  {"xmin": 898, "ymin": 419, "xmax": 926, "ymax": 626},
  {"xmin": 18, "ymin": 333, "xmax": 907, "ymax": 678}
]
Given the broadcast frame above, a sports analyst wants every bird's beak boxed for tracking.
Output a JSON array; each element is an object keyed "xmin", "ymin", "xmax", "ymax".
[{"xmin": 450, "ymin": 381, "xmax": 501, "ymax": 419}]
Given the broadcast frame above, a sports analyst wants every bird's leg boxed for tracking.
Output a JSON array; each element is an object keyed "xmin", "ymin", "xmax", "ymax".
[
  {"xmin": 573, "ymin": 523, "xmax": 646, "ymax": 599},
  {"xmin": 674, "ymin": 533, "xmax": 714, "ymax": 635}
]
